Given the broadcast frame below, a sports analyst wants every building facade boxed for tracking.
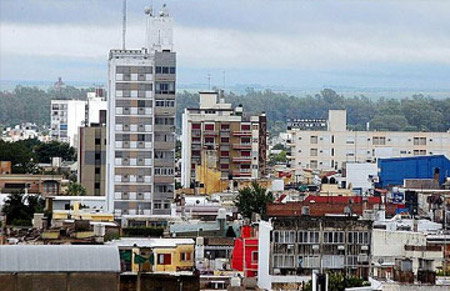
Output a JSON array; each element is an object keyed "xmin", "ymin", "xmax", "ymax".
[
  {"xmin": 106, "ymin": 6, "xmax": 176, "ymax": 216},
  {"xmin": 287, "ymin": 110, "xmax": 450, "ymax": 174},
  {"xmin": 258, "ymin": 217, "xmax": 372, "ymax": 290},
  {"xmin": 50, "ymin": 100, "xmax": 86, "ymax": 147},
  {"xmin": 78, "ymin": 125, "xmax": 107, "ymax": 196},
  {"xmin": 181, "ymin": 91, "xmax": 267, "ymax": 190}
]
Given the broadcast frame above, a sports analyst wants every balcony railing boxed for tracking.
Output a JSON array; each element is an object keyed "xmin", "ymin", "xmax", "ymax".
[
  {"xmin": 232, "ymin": 156, "xmax": 252, "ymax": 163},
  {"xmin": 232, "ymin": 169, "xmax": 252, "ymax": 176},
  {"xmin": 203, "ymin": 130, "xmax": 217, "ymax": 136},
  {"xmin": 232, "ymin": 131, "xmax": 252, "ymax": 136},
  {"xmin": 232, "ymin": 143, "xmax": 252, "ymax": 150}
]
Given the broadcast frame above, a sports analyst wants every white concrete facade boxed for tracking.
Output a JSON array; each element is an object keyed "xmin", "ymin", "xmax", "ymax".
[
  {"xmin": 50, "ymin": 100, "xmax": 86, "ymax": 147},
  {"xmin": 287, "ymin": 110, "xmax": 450, "ymax": 174}
]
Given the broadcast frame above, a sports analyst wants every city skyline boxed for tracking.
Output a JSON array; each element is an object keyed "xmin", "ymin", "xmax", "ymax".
[{"xmin": 2, "ymin": 0, "xmax": 450, "ymax": 90}]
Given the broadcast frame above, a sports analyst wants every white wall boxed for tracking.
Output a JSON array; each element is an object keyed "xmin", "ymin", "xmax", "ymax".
[{"xmin": 346, "ymin": 163, "xmax": 378, "ymax": 191}]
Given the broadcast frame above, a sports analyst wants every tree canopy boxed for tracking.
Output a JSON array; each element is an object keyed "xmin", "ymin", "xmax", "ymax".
[
  {"xmin": 1, "ymin": 192, "xmax": 45, "ymax": 226},
  {"xmin": 235, "ymin": 181, "xmax": 274, "ymax": 219},
  {"xmin": 0, "ymin": 139, "xmax": 75, "ymax": 173}
]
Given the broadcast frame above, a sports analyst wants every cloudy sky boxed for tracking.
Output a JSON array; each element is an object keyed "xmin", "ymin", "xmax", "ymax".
[{"xmin": 1, "ymin": 0, "xmax": 450, "ymax": 90}]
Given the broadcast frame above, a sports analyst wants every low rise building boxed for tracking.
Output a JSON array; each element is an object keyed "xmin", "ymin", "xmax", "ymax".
[
  {"xmin": 0, "ymin": 245, "xmax": 120, "ymax": 291},
  {"xmin": 0, "ymin": 174, "xmax": 64, "ymax": 196},
  {"xmin": 108, "ymin": 238, "xmax": 195, "ymax": 274},
  {"xmin": 258, "ymin": 217, "xmax": 372, "ymax": 290}
]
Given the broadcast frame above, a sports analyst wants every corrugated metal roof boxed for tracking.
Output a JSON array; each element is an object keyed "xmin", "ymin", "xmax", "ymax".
[{"xmin": 0, "ymin": 245, "xmax": 120, "ymax": 272}]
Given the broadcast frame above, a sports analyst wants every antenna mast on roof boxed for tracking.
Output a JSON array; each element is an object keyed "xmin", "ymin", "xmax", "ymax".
[{"xmin": 122, "ymin": 0, "xmax": 127, "ymax": 50}]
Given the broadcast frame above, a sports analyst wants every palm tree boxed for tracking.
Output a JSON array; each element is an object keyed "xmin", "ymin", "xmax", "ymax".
[{"xmin": 66, "ymin": 182, "xmax": 87, "ymax": 196}]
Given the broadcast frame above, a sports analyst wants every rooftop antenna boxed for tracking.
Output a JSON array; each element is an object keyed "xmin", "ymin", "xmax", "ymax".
[
  {"xmin": 207, "ymin": 73, "xmax": 211, "ymax": 90},
  {"xmin": 122, "ymin": 0, "xmax": 127, "ymax": 50}
]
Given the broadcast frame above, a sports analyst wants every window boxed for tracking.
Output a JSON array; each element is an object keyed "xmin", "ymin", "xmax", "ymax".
[
  {"xmin": 373, "ymin": 136, "xmax": 386, "ymax": 145},
  {"xmin": 298, "ymin": 231, "xmax": 320, "ymax": 244},
  {"xmin": 154, "ymin": 201, "xmax": 162, "ymax": 209},
  {"xmin": 192, "ymin": 123, "xmax": 201, "ymax": 130},
  {"xmin": 220, "ymin": 137, "xmax": 229, "ymax": 143},
  {"xmin": 251, "ymin": 251, "xmax": 258, "ymax": 263},
  {"xmin": 324, "ymin": 231, "xmax": 344, "ymax": 244},
  {"xmin": 273, "ymin": 230, "xmax": 296, "ymax": 243},
  {"xmin": 169, "ymin": 67, "xmax": 176, "ymax": 74},
  {"xmin": 205, "ymin": 124, "xmax": 215, "ymax": 131},
  {"xmin": 221, "ymin": 124, "xmax": 230, "ymax": 130},
  {"xmin": 241, "ymin": 124, "xmax": 251, "ymax": 131},
  {"xmin": 310, "ymin": 160, "xmax": 318, "ymax": 169},
  {"xmin": 348, "ymin": 231, "xmax": 370, "ymax": 244},
  {"xmin": 310, "ymin": 148, "xmax": 318, "ymax": 156},
  {"xmin": 162, "ymin": 67, "xmax": 169, "ymax": 74},
  {"xmin": 220, "ymin": 151, "xmax": 229, "ymax": 157},
  {"xmin": 95, "ymin": 167, "xmax": 100, "ymax": 174},
  {"xmin": 331, "ymin": 148, "xmax": 335, "ymax": 156},
  {"xmin": 310, "ymin": 136, "xmax": 318, "ymax": 144},
  {"xmin": 95, "ymin": 153, "xmax": 101, "ymax": 160},
  {"xmin": 413, "ymin": 137, "xmax": 426, "ymax": 146},
  {"xmin": 157, "ymin": 253, "xmax": 171, "ymax": 265},
  {"xmin": 95, "ymin": 182, "xmax": 100, "ymax": 189},
  {"xmin": 413, "ymin": 149, "xmax": 426, "ymax": 156},
  {"xmin": 180, "ymin": 252, "xmax": 192, "ymax": 261},
  {"xmin": 95, "ymin": 138, "xmax": 101, "ymax": 145},
  {"xmin": 220, "ymin": 164, "xmax": 229, "ymax": 169}
]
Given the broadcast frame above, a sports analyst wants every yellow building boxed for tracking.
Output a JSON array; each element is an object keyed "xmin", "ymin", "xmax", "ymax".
[{"xmin": 108, "ymin": 238, "xmax": 195, "ymax": 273}]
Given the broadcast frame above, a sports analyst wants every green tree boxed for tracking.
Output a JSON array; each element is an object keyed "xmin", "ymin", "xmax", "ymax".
[
  {"xmin": 269, "ymin": 150, "xmax": 287, "ymax": 166},
  {"xmin": 34, "ymin": 140, "xmax": 76, "ymax": 163},
  {"xmin": 235, "ymin": 181, "xmax": 274, "ymax": 219},
  {"xmin": 0, "ymin": 140, "xmax": 37, "ymax": 173},
  {"xmin": 65, "ymin": 182, "xmax": 86, "ymax": 196},
  {"xmin": 2, "ymin": 192, "xmax": 45, "ymax": 226}
]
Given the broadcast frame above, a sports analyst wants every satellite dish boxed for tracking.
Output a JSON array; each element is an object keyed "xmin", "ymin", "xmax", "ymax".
[
  {"xmin": 378, "ymin": 258, "xmax": 384, "ymax": 265},
  {"xmin": 144, "ymin": 7, "xmax": 152, "ymax": 15}
]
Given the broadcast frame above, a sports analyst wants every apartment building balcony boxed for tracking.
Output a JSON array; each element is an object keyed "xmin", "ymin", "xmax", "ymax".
[
  {"xmin": 154, "ymin": 159, "xmax": 174, "ymax": 167},
  {"xmin": 232, "ymin": 156, "xmax": 252, "ymax": 163},
  {"xmin": 154, "ymin": 175, "xmax": 174, "ymax": 183},
  {"xmin": 154, "ymin": 124, "xmax": 175, "ymax": 132},
  {"xmin": 191, "ymin": 130, "xmax": 201, "ymax": 137},
  {"xmin": 154, "ymin": 107, "xmax": 175, "ymax": 116},
  {"xmin": 115, "ymin": 141, "xmax": 152, "ymax": 149},
  {"xmin": 232, "ymin": 131, "xmax": 252, "ymax": 136},
  {"xmin": 203, "ymin": 130, "xmax": 218, "ymax": 136},
  {"xmin": 232, "ymin": 169, "xmax": 252, "ymax": 176},
  {"xmin": 154, "ymin": 141, "xmax": 174, "ymax": 150},
  {"xmin": 232, "ymin": 143, "xmax": 252, "ymax": 150},
  {"xmin": 220, "ymin": 131, "xmax": 230, "ymax": 137}
]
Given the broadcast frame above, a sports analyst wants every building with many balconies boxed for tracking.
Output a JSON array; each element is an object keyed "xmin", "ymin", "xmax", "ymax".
[
  {"xmin": 181, "ymin": 91, "xmax": 267, "ymax": 193},
  {"xmin": 106, "ymin": 5, "xmax": 176, "ymax": 216}
]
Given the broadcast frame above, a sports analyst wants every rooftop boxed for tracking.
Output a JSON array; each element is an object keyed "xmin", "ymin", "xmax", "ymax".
[{"xmin": 0, "ymin": 245, "xmax": 120, "ymax": 272}]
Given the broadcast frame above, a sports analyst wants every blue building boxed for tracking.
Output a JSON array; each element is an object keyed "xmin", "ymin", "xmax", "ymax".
[{"xmin": 378, "ymin": 155, "xmax": 450, "ymax": 188}]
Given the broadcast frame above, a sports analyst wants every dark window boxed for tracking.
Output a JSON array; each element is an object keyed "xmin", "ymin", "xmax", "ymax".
[
  {"xmin": 156, "ymin": 66, "xmax": 162, "ymax": 74},
  {"xmin": 95, "ymin": 153, "xmax": 101, "ymax": 160},
  {"xmin": 95, "ymin": 138, "xmax": 101, "ymax": 145},
  {"xmin": 95, "ymin": 168, "xmax": 101, "ymax": 174},
  {"xmin": 169, "ymin": 67, "xmax": 176, "ymax": 74},
  {"xmin": 95, "ymin": 182, "xmax": 100, "ymax": 189},
  {"xmin": 162, "ymin": 67, "xmax": 169, "ymax": 74}
]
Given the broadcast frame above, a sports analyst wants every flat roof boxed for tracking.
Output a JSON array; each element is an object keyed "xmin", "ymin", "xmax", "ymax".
[{"xmin": 107, "ymin": 238, "xmax": 194, "ymax": 248}]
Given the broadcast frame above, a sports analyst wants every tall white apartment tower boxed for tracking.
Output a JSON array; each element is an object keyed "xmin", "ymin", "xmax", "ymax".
[{"xmin": 106, "ymin": 5, "xmax": 176, "ymax": 216}]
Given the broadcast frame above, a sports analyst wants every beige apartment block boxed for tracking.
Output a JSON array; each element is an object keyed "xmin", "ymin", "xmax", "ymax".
[{"xmin": 287, "ymin": 110, "xmax": 450, "ymax": 175}]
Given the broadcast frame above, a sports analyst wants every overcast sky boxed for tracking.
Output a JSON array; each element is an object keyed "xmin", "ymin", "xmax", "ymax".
[{"xmin": 2, "ymin": 0, "xmax": 450, "ymax": 90}]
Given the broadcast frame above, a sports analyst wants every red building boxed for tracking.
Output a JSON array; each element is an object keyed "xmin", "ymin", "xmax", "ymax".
[{"xmin": 231, "ymin": 225, "xmax": 258, "ymax": 277}]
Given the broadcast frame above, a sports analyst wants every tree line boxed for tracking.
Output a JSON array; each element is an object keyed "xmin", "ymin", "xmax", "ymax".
[{"xmin": 1, "ymin": 86, "xmax": 450, "ymax": 135}]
